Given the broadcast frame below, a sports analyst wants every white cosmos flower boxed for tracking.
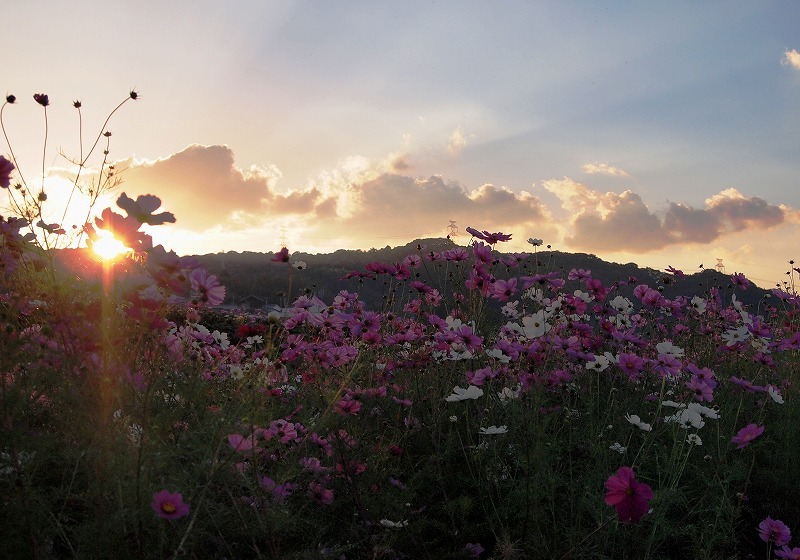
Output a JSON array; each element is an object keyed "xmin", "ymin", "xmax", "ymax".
[
  {"xmin": 522, "ymin": 310, "xmax": 551, "ymax": 339},
  {"xmin": 721, "ymin": 325, "xmax": 751, "ymax": 346},
  {"xmin": 662, "ymin": 401, "xmax": 720, "ymax": 429},
  {"xmin": 586, "ymin": 354, "xmax": 611, "ymax": 372},
  {"xmin": 625, "ymin": 414, "xmax": 652, "ymax": 432},
  {"xmin": 479, "ymin": 425, "xmax": 508, "ymax": 435},
  {"xmin": 609, "ymin": 442, "xmax": 627, "ymax": 454},
  {"xmin": 610, "ymin": 295, "xmax": 634, "ymax": 314},
  {"xmin": 686, "ymin": 433, "xmax": 703, "ymax": 446},
  {"xmin": 445, "ymin": 385, "xmax": 484, "ymax": 402},
  {"xmin": 497, "ymin": 384, "xmax": 522, "ymax": 402},
  {"xmin": 656, "ymin": 341, "xmax": 685, "ymax": 357},
  {"xmin": 768, "ymin": 385, "xmax": 784, "ymax": 404},
  {"xmin": 379, "ymin": 519, "xmax": 408, "ymax": 529},
  {"xmin": 527, "ymin": 237, "xmax": 543, "ymax": 246},
  {"xmin": 690, "ymin": 296, "xmax": 707, "ymax": 314}
]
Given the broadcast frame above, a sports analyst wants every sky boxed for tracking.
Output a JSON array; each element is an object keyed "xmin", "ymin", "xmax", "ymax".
[{"xmin": 3, "ymin": 1, "xmax": 800, "ymax": 288}]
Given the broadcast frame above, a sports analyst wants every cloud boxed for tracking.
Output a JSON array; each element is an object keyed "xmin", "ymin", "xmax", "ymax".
[
  {"xmin": 447, "ymin": 126, "xmax": 468, "ymax": 155},
  {"xmin": 544, "ymin": 179, "xmax": 786, "ymax": 253},
  {"xmin": 582, "ymin": 162, "xmax": 629, "ymax": 177},
  {"xmin": 114, "ymin": 144, "xmax": 329, "ymax": 230},
  {"xmin": 782, "ymin": 49, "xmax": 800, "ymax": 70},
  {"xmin": 108, "ymin": 145, "xmax": 790, "ymax": 259}
]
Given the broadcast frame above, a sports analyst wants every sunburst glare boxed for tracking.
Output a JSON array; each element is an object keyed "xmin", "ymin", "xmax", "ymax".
[{"xmin": 91, "ymin": 229, "xmax": 131, "ymax": 261}]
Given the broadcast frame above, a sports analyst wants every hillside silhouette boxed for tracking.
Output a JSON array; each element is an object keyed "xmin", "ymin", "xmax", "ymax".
[{"xmin": 192, "ymin": 238, "xmax": 771, "ymax": 312}]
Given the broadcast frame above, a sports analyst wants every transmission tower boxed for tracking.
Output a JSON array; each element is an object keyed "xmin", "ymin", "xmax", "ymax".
[
  {"xmin": 279, "ymin": 226, "xmax": 288, "ymax": 248},
  {"xmin": 447, "ymin": 220, "xmax": 459, "ymax": 239},
  {"xmin": 715, "ymin": 258, "xmax": 725, "ymax": 274}
]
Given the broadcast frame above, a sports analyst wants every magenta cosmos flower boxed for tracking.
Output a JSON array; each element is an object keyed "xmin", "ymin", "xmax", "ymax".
[
  {"xmin": 465, "ymin": 226, "xmax": 512, "ymax": 244},
  {"xmin": 271, "ymin": 247, "xmax": 290, "ymax": 262},
  {"xmin": 731, "ymin": 423, "xmax": 765, "ymax": 450},
  {"xmin": 151, "ymin": 490, "xmax": 190, "ymax": 519},
  {"xmin": 759, "ymin": 517, "xmax": 792, "ymax": 547},
  {"xmin": 604, "ymin": 466, "xmax": 653, "ymax": 524}
]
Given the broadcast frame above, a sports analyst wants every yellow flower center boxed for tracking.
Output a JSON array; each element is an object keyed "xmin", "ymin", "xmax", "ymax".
[{"xmin": 162, "ymin": 502, "xmax": 177, "ymax": 514}]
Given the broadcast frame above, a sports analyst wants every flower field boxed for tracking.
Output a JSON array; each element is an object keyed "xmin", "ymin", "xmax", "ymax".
[{"xmin": 2, "ymin": 93, "xmax": 800, "ymax": 559}]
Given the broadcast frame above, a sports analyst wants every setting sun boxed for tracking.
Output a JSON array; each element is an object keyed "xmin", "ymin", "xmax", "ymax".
[{"xmin": 92, "ymin": 229, "xmax": 131, "ymax": 261}]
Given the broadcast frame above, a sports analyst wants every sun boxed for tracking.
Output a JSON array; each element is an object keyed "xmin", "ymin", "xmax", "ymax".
[{"xmin": 92, "ymin": 229, "xmax": 131, "ymax": 261}]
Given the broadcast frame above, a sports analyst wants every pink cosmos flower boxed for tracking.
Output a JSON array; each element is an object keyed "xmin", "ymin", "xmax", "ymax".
[
  {"xmin": 190, "ymin": 268, "xmax": 226, "ymax": 306},
  {"xmin": 0, "ymin": 155, "xmax": 14, "ymax": 188},
  {"xmin": 272, "ymin": 247, "xmax": 290, "ymax": 263},
  {"xmin": 604, "ymin": 466, "xmax": 653, "ymax": 524},
  {"xmin": 151, "ymin": 490, "xmax": 190, "ymax": 520},
  {"xmin": 776, "ymin": 546, "xmax": 800, "ymax": 559},
  {"xmin": 759, "ymin": 516, "xmax": 792, "ymax": 547},
  {"xmin": 731, "ymin": 272, "xmax": 751, "ymax": 290},
  {"xmin": 465, "ymin": 226, "xmax": 512, "ymax": 244},
  {"xmin": 308, "ymin": 481, "xmax": 334, "ymax": 505},
  {"xmin": 731, "ymin": 423, "xmax": 765, "ymax": 450}
]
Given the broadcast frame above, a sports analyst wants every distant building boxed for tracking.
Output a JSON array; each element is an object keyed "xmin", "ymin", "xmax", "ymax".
[{"xmin": 238, "ymin": 294, "xmax": 267, "ymax": 310}]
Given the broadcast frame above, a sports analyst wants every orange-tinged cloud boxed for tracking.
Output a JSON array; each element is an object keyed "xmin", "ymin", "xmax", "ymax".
[
  {"xmin": 108, "ymin": 146, "xmax": 792, "ymax": 266},
  {"xmin": 544, "ymin": 178, "xmax": 786, "ymax": 253}
]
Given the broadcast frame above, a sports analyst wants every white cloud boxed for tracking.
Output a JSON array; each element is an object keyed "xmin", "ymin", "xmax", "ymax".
[
  {"xmin": 582, "ymin": 162, "xmax": 629, "ymax": 177},
  {"xmin": 447, "ymin": 126, "xmax": 468, "ymax": 155},
  {"xmin": 782, "ymin": 49, "xmax": 800, "ymax": 70}
]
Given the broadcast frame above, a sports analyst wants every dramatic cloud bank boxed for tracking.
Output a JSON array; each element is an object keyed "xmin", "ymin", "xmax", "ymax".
[
  {"xmin": 543, "ymin": 179, "xmax": 786, "ymax": 253},
  {"xmin": 113, "ymin": 145, "xmax": 790, "ymax": 259}
]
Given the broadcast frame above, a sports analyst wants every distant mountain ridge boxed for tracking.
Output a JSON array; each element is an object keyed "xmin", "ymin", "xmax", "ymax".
[{"xmin": 192, "ymin": 237, "xmax": 771, "ymax": 311}]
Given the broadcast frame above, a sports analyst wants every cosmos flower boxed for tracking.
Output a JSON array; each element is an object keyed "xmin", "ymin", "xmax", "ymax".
[
  {"xmin": 151, "ymin": 490, "xmax": 190, "ymax": 520},
  {"xmin": 189, "ymin": 268, "xmax": 226, "ymax": 306},
  {"xmin": 380, "ymin": 519, "xmax": 409, "ymax": 529},
  {"xmin": 116, "ymin": 192, "xmax": 176, "ymax": 225},
  {"xmin": 272, "ymin": 247, "xmax": 290, "ymax": 262},
  {"xmin": 465, "ymin": 226, "xmax": 512, "ymax": 244},
  {"xmin": 604, "ymin": 466, "xmax": 653, "ymax": 524},
  {"xmin": 776, "ymin": 546, "xmax": 800, "ymax": 559},
  {"xmin": 478, "ymin": 425, "xmax": 508, "ymax": 435},
  {"xmin": 0, "ymin": 156, "xmax": 14, "ymax": 188},
  {"xmin": 731, "ymin": 423, "xmax": 764, "ymax": 450},
  {"xmin": 759, "ymin": 517, "xmax": 792, "ymax": 547},
  {"xmin": 625, "ymin": 414, "xmax": 652, "ymax": 432},
  {"xmin": 445, "ymin": 385, "xmax": 484, "ymax": 402}
]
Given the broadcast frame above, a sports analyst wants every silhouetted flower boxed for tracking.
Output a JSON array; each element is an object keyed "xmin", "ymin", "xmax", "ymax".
[
  {"xmin": 116, "ymin": 192, "xmax": 176, "ymax": 225},
  {"xmin": 5, "ymin": 94, "xmax": 15, "ymax": 104},
  {"xmin": 272, "ymin": 247, "xmax": 290, "ymax": 263},
  {"xmin": 0, "ymin": 156, "xmax": 14, "ymax": 189},
  {"xmin": 33, "ymin": 93, "xmax": 49, "ymax": 107}
]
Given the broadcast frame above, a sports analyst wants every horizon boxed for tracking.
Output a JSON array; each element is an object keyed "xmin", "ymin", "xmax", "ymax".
[{"xmin": 3, "ymin": 2, "xmax": 800, "ymax": 290}]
